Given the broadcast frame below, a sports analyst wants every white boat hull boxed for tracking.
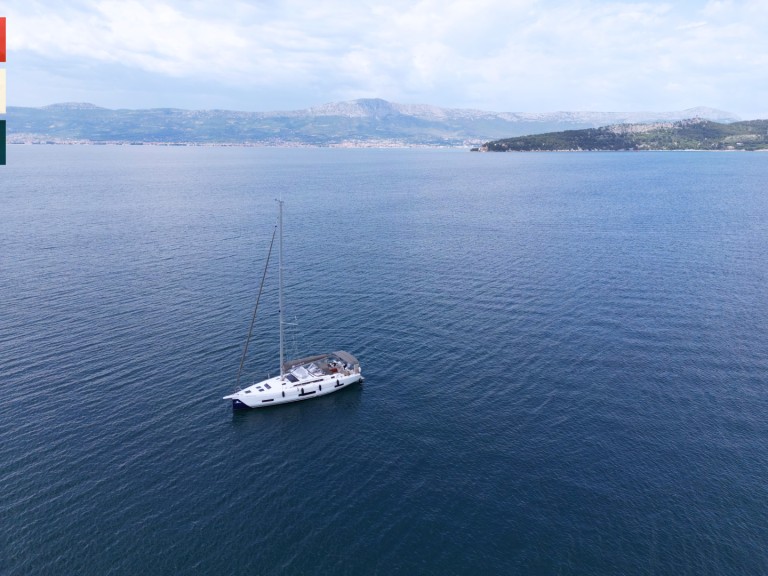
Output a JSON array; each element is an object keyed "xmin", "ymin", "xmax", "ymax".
[{"xmin": 224, "ymin": 351, "xmax": 363, "ymax": 409}]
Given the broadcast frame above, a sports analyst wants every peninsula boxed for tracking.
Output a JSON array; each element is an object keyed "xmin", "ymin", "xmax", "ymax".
[{"xmin": 481, "ymin": 118, "xmax": 768, "ymax": 151}]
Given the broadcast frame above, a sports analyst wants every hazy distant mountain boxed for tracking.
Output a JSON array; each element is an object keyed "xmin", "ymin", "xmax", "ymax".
[
  {"xmin": 482, "ymin": 118, "xmax": 768, "ymax": 151},
  {"xmin": 7, "ymin": 99, "xmax": 743, "ymax": 147}
]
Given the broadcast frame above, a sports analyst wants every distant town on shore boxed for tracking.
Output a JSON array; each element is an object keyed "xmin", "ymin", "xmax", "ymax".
[{"xmin": 7, "ymin": 98, "xmax": 764, "ymax": 150}]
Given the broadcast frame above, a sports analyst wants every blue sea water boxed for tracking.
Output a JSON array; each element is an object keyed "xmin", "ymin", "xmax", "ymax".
[{"xmin": 1, "ymin": 146, "xmax": 767, "ymax": 575}]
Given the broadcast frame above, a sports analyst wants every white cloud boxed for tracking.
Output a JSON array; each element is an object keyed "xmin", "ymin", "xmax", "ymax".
[
  {"xmin": 10, "ymin": 1, "xmax": 252, "ymax": 77},
  {"xmin": 4, "ymin": 0, "xmax": 768, "ymax": 117}
]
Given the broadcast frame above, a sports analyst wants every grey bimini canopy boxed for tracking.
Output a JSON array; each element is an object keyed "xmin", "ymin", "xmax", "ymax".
[
  {"xmin": 332, "ymin": 351, "xmax": 360, "ymax": 368},
  {"xmin": 282, "ymin": 351, "xmax": 359, "ymax": 373}
]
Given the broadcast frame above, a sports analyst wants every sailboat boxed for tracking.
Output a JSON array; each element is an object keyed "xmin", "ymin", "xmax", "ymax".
[{"xmin": 223, "ymin": 200, "xmax": 363, "ymax": 409}]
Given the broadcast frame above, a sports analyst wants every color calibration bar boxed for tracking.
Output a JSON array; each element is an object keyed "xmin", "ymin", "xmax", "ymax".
[{"xmin": 1, "ymin": 17, "xmax": 5, "ymax": 165}]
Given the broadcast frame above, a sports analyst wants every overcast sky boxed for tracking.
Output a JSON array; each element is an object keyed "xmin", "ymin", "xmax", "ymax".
[{"xmin": 4, "ymin": 0, "xmax": 768, "ymax": 117}]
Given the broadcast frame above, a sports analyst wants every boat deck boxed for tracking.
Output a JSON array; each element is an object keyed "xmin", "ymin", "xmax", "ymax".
[{"xmin": 283, "ymin": 352, "xmax": 358, "ymax": 384}]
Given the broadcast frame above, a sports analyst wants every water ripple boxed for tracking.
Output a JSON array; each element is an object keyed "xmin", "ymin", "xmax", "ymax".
[{"xmin": 2, "ymin": 148, "xmax": 768, "ymax": 574}]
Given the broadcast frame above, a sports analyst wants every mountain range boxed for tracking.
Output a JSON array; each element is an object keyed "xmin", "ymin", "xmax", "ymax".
[{"xmin": 7, "ymin": 99, "xmax": 743, "ymax": 147}]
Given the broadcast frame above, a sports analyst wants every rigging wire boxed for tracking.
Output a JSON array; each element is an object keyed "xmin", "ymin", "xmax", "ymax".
[
  {"xmin": 288, "ymin": 314, "xmax": 301, "ymax": 360},
  {"xmin": 234, "ymin": 223, "xmax": 278, "ymax": 391}
]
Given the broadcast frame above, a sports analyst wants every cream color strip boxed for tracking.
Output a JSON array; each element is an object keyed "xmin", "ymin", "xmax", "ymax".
[{"xmin": 0, "ymin": 69, "xmax": 5, "ymax": 114}]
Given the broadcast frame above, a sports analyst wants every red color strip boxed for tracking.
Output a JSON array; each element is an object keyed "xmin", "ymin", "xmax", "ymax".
[{"xmin": 0, "ymin": 18, "xmax": 5, "ymax": 62}]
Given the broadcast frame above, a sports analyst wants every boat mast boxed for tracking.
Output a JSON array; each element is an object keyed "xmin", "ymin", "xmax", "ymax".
[
  {"xmin": 278, "ymin": 199, "xmax": 285, "ymax": 379},
  {"xmin": 234, "ymin": 223, "xmax": 277, "ymax": 391}
]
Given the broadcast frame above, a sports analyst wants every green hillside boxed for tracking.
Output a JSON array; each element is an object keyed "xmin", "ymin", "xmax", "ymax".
[{"xmin": 483, "ymin": 119, "xmax": 768, "ymax": 151}]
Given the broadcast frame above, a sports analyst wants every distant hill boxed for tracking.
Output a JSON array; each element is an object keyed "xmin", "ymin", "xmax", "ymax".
[
  {"xmin": 7, "ymin": 99, "xmax": 743, "ymax": 147},
  {"xmin": 482, "ymin": 118, "xmax": 768, "ymax": 151}
]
